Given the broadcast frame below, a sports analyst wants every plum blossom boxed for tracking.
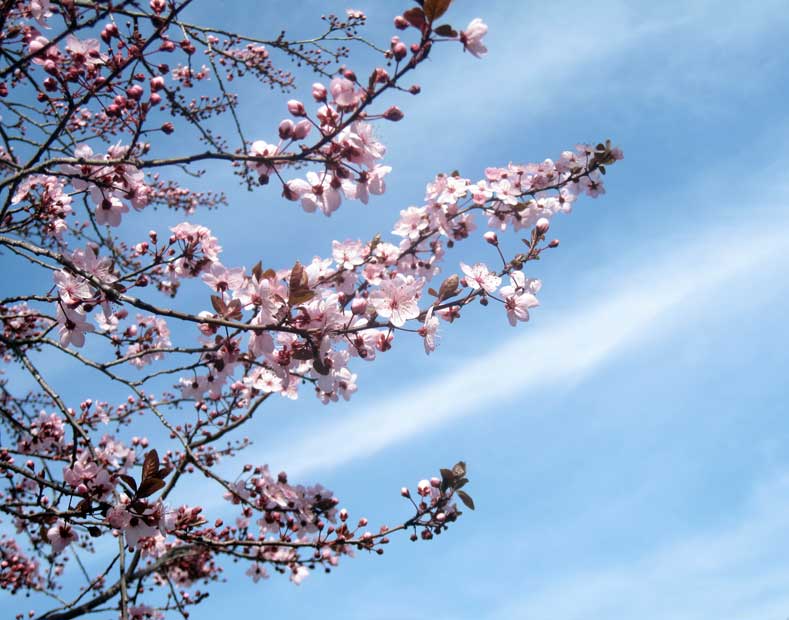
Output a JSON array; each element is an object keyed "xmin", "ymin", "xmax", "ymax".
[
  {"xmin": 329, "ymin": 76, "xmax": 360, "ymax": 107},
  {"xmin": 499, "ymin": 271, "xmax": 540, "ymax": 326},
  {"xmin": 419, "ymin": 308, "xmax": 440, "ymax": 355},
  {"xmin": 288, "ymin": 171, "xmax": 341, "ymax": 216},
  {"xmin": 47, "ymin": 520, "xmax": 77, "ymax": 553},
  {"xmin": 369, "ymin": 274, "xmax": 423, "ymax": 327},
  {"xmin": 460, "ymin": 18, "xmax": 488, "ymax": 58},
  {"xmin": 248, "ymin": 140, "xmax": 280, "ymax": 181},
  {"xmin": 56, "ymin": 304, "xmax": 94, "ymax": 348},
  {"xmin": 460, "ymin": 262, "xmax": 501, "ymax": 294}
]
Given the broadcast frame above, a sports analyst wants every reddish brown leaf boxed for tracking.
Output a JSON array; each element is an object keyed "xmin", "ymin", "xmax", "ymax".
[
  {"xmin": 142, "ymin": 449, "xmax": 160, "ymax": 481},
  {"xmin": 424, "ymin": 0, "xmax": 452, "ymax": 23},
  {"xmin": 137, "ymin": 477, "xmax": 165, "ymax": 499}
]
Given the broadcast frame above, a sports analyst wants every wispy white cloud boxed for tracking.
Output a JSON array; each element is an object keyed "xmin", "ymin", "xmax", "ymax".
[
  {"xmin": 493, "ymin": 472, "xmax": 789, "ymax": 620},
  {"xmin": 260, "ymin": 218, "xmax": 789, "ymax": 480}
]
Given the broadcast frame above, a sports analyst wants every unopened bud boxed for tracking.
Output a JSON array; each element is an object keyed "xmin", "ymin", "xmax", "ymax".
[
  {"xmin": 278, "ymin": 119, "xmax": 294, "ymax": 139},
  {"xmin": 394, "ymin": 15, "xmax": 409, "ymax": 30},
  {"xmin": 382, "ymin": 106, "xmax": 404, "ymax": 122},
  {"xmin": 483, "ymin": 231, "xmax": 499, "ymax": 245},
  {"xmin": 287, "ymin": 99, "xmax": 306, "ymax": 116},
  {"xmin": 292, "ymin": 119, "xmax": 311, "ymax": 140},
  {"xmin": 351, "ymin": 297, "xmax": 368, "ymax": 315},
  {"xmin": 400, "ymin": 487, "xmax": 410, "ymax": 498},
  {"xmin": 548, "ymin": 239, "xmax": 560, "ymax": 248},
  {"xmin": 392, "ymin": 42, "xmax": 408, "ymax": 61},
  {"xmin": 311, "ymin": 82, "xmax": 327, "ymax": 102},
  {"xmin": 161, "ymin": 122, "xmax": 174, "ymax": 134},
  {"xmin": 535, "ymin": 217, "xmax": 550, "ymax": 235}
]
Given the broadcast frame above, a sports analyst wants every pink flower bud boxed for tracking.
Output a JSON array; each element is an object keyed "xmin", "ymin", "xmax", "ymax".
[
  {"xmin": 292, "ymin": 119, "xmax": 311, "ymax": 140},
  {"xmin": 392, "ymin": 42, "xmax": 407, "ymax": 61},
  {"xmin": 339, "ymin": 508, "xmax": 348, "ymax": 521},
  {"xmin": 311, "ymin": 82, "xmax": 327, "ymax": 102},
  {"xmin": 409, "ymin": 84, "xmax": 421, "ymax": 95},
  {"xmin": 150, "ymin": 76, "xmax": 165, "ymax": 91},
  {"xmin": 351, "ymin": 297, "xmax": 368, "ymax": 315},
  {"xmin": 278, "ymin": 119, "xmax": 294, "ymax": 139},
  {"xmin": 417, "ymin": 479, "xmax": 431, "ymax": 497},
  {"xmin": 126, "ymin": 85, "xmax": 144, "ymax": 101},
  {"xmin": 287, "ymin": 99, "xmax": 306, "ymax": 116},
  {"xmin": 149, "ymin": 92, "xmax": 161, "ymax": 105},
  {"xmin": 430, "ymin": 477, "xmax": 440, "ymax": 488},
  {"xmin": 536, "ymin": 217, "xmax": 550, "ymax": 235},
  {"xmin": 382, "ymin": 106, "xmax": 404, "ymax": 122},
  {"xmin": 483, "ymin": 231, "xmax": 499, "ymax": 245},
  {"xmin": 394, "ymin": 15, "xmax": 409, "ymax": 30},
  {"xmin": 548, "ymin": 239, "xmax": 560, "ymax": 248},
  {"xmin": 161, "ymin": 122, "xmax": 174, "ymax": 134}
]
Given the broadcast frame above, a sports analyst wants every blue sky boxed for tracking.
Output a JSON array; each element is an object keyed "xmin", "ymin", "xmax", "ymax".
[
  {"xmin": 190, "ymin": 2, "xmax": 789, "ymax": 618},
  {"xmin": 4, "ymin": 1, "xmax": 789, "ymax": 618}
]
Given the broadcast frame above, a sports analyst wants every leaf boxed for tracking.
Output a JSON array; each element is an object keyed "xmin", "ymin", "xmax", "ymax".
[
  {"xmin": 87, "ymin": 526, "xmax": 102, "ymax": 537},
  {"xmin": 428, "ymin": 287, "xmax": 439, "ymax": 298},
  {"xmin": 433, "ymin": 24, "xmax": 457, "ymax": 37},
  {"xmin": 156, "ymin": 466, "xmax": 172, "ymax": 480},
  {"xmin": 210, "ymin": 295, "xmax": 225, "ymax": 314},
  {"xmin": 142, "ymin": 449, "xmax": 160, "ymax": 481},
  {"xmin": 288, "ymin": 261, "xmax": 315, "ymax": 306},
  {"xmin": 136, "ymin": 477, "xmax": 165, "ymax": 499},
  {"xmin": 424, "ymin": 0, "xmax": 452, "ymax": 22},
  {"xmin": 251, "ymin": 260, "xmax": 263, "ymax": 281},
  {"xmin": 451, "ymin": 460, "xmax": 467, "ymax": 478},
  {"xmin": 456, "ymin": 490, "xmax": 475, "ymax": 510},
  {"xmin": 403, "ymin": 7, "xmax": 426, "ymax": 30},
  {"xmin": 75, "ymin": 498, "xmax": 92, "ymax": 515},
  {"xmin": 118, "ymin": 474, "xmax": 138, "ymax": 493}
]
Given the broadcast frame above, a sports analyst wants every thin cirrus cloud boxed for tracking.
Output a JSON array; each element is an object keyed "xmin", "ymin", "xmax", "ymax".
[
  {"xmin": 492, "ymin": 471, "xmax": 789, "ymax": 620},
  {"xmin": 258, "ymin": 215, "xmax": 789, "ymax": 480}
]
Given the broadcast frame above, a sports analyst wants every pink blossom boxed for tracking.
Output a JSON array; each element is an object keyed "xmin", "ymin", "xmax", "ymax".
[
  {"xmin": 460, "ymin": 262, "xmax": 501, "ymax": 294},
  {"xmin": 289, "ymin": 171, "xmax": 342, "ymax": 216},
  {"xmin": 47, "ymin": 520, "xmax": 77, "ymax": 553},
  {"xmin": 460, "ymin": 18, "xmax": 488, "ymax": 58},
  {"xmin": 329, "ymin": 77, "xmax": 360, "ymax": 108},
  {"xmin": 499, "ymin": 271, "xmax": 540, "ymax": 326},
  {"xmin": 56, "ymin": 305, "xmax": 94, "ymax": 348},
  {"xmin": 369, "ymin": 274, "xmax": 422, "ymax": 327}
]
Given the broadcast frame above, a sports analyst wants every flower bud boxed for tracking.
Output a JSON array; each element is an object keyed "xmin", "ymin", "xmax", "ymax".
[
  {"xmin": 150, "ymin": 76, "xmax": 165, "ymax": 91},
  {"xmin": 287, "ymin": 99, "xmax": 306, "ymax": 117},
  {"xmin": 394, "ymin": 15, "xmax": 409, "ymax": 30},
  {"xmin": 278, "ymin": 119, "xmax": 294, "ymax": 140},
  {"xmin": 382, "ymin": 106, "xmax": 404, "ymax": 122},
  {"xmin": 161, "ymin": 122, "xmax": 174, "ymax": 134},
  {"xmin": 149, "ymin": 92, "xmax": 162, "ymax": 105},
  {"xmin": 535, "ymin": 217, "xmax": 550, "ymax": 235},
  {"xmin": 311, "ymin": 82, "xmax": 327, "ymax": 102},
  {"xmin": 392, "ymin": 41, "xmax": 407, "ymax": 61},
  {"xmin": 400, "ymin": 487, "xmax": 410, "ymax": 498},
  {"xmin": 548, "ymin": 239, "xmax": 560, "ymax": 248},
  {"xmin": 126, "ymin": 84, "xmax": 144, "ymax": 100},
  {"xmin": 483, "ymin": 231, "xmax": 498, "ymax": 245},
  {"xmin": 292, "ymin": 119, "xmax": 311, "ymax": 140},
  {"xmin": 351, "ymin": 297, "xmax": 368, "ymax": 315}
]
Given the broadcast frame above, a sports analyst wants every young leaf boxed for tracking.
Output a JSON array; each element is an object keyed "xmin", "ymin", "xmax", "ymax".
[
  {"xmin": 288, "ymin": 261, "xmax": 315, "ymax": 305},
  {"xmin": 137, "ymin": 477, "xmax": 165, "ymax": 499},
  {"xmin": 456, "ymin": 490, "xmax": 475, "ymax": 510},
  {"xmin": 118, "ymin": 474, "xmax": 138, "ymax": 493},
  {"xmin": 142, "ymin": 449, "xmax": 160, "ymax": 481},
  {"xmin": 433, "ymin": 24, "xmax": 457, "ymax": 37},
  {"xmin": 424, "ymin": 0, "xmax": 452, "ymax": 23}
]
